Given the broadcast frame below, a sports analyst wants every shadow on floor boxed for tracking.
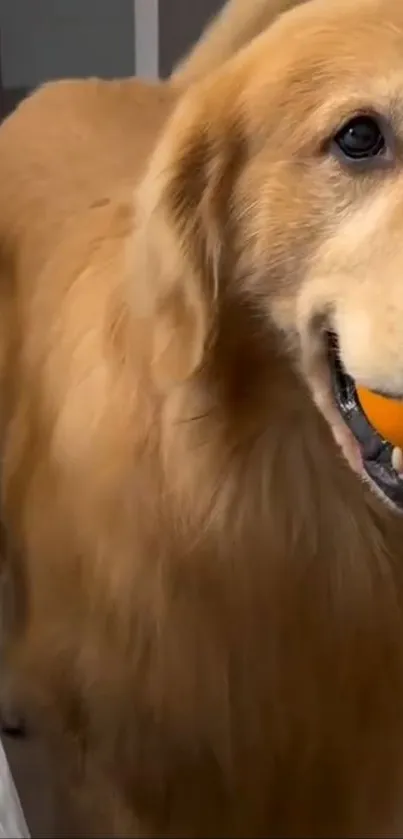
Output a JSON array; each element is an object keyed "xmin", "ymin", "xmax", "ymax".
[{"xmin": 3, "ymin": 732, "xmax": 58, "ymax": 838}]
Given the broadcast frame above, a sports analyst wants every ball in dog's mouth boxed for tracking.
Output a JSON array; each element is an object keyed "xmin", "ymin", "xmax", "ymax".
[{"xmin": 327, "ymin": 332, "xmax": 403, "ymax": 512}]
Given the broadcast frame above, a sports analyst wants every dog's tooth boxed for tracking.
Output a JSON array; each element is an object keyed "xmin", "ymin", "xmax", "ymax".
[{"xmin": 392, "ymin": 446, "xmax": 403, "ymax": 474}]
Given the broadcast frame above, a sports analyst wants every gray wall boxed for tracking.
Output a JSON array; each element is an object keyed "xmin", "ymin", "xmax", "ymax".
[
  {"xmin": 0, "ymin": 0, "xmax": 226, "ymax": 91},
  {"xmin": 159, "ymin": 0, "xmax": 224, "ymax": 77},
  {"xmin": 0, "ymin": 0, "xmax": 135, "ymax": 88}
]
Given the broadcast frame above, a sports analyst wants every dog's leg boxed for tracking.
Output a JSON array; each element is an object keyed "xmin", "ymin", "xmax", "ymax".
[{"xmin": 51, "ymin": 739, "xmax": 144, "ymax": 838}]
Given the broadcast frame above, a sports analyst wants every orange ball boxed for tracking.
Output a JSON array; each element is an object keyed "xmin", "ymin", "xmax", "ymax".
[{"xmin": 357, "ymin": 387, "xmax": 403, "ymax": 448}]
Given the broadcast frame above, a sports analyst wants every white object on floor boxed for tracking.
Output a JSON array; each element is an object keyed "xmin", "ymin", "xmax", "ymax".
[{"xmin": 0, "ymin": 739, "xmax": 29, "ymax": 838}]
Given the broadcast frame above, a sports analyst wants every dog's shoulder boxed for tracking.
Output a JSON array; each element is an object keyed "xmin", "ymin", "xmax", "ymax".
[
  {"xmin": 0, "ymin": 77, "xmax": 178, "ymax": 275},
  {"xmin": 0, "ymin": 75, "xmax": 177, "ymax": 194}
]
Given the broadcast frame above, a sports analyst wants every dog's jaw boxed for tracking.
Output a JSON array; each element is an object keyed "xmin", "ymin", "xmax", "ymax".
[
  {"xmin": 297, "ymin": 316, "xmax": 362, "ymax": 474},
  {"xmin": 299, "ymin": 318, "xmax": 403, "ymax": 512}
]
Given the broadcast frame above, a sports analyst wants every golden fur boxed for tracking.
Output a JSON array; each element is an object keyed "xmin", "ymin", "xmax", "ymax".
[{"xmin": 2, "ymin": 0, "xmax": 403, "ymax": 835}]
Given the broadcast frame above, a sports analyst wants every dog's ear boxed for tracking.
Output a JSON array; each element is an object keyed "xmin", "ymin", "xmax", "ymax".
[
  {"xmin": 173, "ymin": 0, "xmax": 310, "ymax": 86},
  {"xmin": 134, "ymin": 99, "xmax": 247, "ymax": 389}
]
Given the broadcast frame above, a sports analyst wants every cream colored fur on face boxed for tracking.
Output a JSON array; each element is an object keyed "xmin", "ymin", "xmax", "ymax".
[{"xmin": 174, "ymin": 0, "xmax": 403, "ymax": 484}]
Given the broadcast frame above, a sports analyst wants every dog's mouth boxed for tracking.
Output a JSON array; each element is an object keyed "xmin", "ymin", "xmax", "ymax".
[{"xmin": 327, "ymin": 332, "xmax": 403, "ymax": 512}]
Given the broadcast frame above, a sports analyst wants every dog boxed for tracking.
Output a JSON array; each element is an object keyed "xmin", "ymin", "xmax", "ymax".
[
  {"xmin": 2, "ymin": 0, "xmax": 403, "ymax": 835},
  {"xmin": 0, "ymin": 0, "xmax": 298, "ymax": 744}
]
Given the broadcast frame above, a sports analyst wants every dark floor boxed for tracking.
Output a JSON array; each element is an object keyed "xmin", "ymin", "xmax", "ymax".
[{"xmin": 3, "ymin": 731, "xmax": 56, "ymax": 837}]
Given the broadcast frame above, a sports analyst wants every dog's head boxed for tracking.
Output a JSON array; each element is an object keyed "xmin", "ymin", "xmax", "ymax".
[{"xmin": 134, "ymin": 0, "xmax": 403, "ymax": 509}]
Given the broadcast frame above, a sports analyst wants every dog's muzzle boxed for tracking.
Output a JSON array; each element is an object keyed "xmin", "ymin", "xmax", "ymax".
[{"xmin": 328, "ymin": 333, "xmax": 403, "ymax": 511}]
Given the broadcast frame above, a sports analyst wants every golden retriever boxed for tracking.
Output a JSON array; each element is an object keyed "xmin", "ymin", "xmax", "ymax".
[{"xmin": 2, "ymin": 0, "xmax": 403, "ymax": 835}]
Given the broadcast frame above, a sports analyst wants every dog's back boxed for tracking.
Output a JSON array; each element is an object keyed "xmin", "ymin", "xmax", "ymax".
[
  {"xmin": 0, "ymin": 0, "xmax": 298, "ymax": 276},
  {"xmin": 0, "ymin": 79, "xmax": 175, "ymax": 277}
]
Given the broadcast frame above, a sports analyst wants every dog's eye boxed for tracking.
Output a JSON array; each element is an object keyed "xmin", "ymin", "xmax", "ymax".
[{"xmin": 333, "ymin": 115, "xmax": 386, "ymax": 161}]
